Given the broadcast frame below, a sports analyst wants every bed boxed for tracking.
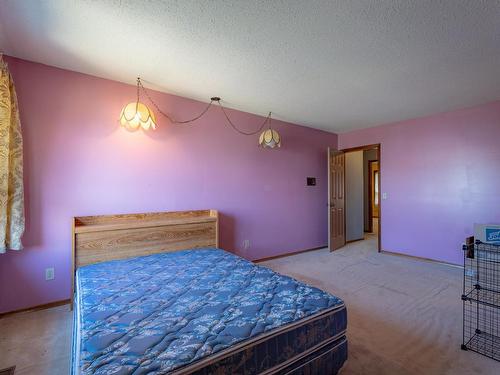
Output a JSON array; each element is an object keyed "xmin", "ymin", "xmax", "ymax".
[{"xmin": 71, "ymin": 210, "xmax": 347, "ymax": 374}]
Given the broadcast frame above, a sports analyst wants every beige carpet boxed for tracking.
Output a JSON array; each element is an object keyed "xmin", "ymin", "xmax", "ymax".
[
  {"xmin": 1, "ymin": 235, "xmax": 498, "ymax": 374},
  {"xmin": 0, "ymin": 305, "xmax": 71, "ymax": 374},
  {"xmin": 261, "ymin": 234, "xmax": 498, "ymax": 374}
]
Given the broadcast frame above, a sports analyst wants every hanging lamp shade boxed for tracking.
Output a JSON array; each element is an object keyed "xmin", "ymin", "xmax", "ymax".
[
  {"xmin": 259, "ymin": 128, "xmax": 281, "ymax": 148},
  {"xmin": 119, "ymin": 102, "xmax": 157, "ymax": 131}
]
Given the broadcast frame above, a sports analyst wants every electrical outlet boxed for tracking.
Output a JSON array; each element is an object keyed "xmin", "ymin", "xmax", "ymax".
[
  {"xmin": 45, "ymin": 267, "xmax": 55, "ymax": 281},
  {"xmin": 382, "ymin": 192, "xmax": 387, "ymax": 200},
  {"xmin": 243, "ymin": 240, "xmax": 250, "ymax": 250}
]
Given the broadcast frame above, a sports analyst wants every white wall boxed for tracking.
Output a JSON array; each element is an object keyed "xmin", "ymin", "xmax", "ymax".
[{"xmin": 345, "ymin": 150, "xmax": 364, "ymax": 241}]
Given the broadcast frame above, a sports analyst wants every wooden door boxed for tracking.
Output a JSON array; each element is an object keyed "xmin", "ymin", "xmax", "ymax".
[{"xmin": 328, "ymin": 148, "xmax": 345, "ymax": 251}]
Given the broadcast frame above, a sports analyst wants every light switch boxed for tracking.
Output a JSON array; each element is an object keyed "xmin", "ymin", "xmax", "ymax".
[
  {"xmin": 306, "ymin": 177, "xmax": 316, "ymax": 186},
  {"xmin": 382, "ymin": 192, "xmax": 387, "ymax": 200}
]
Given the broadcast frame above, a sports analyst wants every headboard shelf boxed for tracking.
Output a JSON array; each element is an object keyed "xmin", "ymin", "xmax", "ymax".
[{"xmin": 74, "ymin": 211, "xmax": 218, "ymax": 234}]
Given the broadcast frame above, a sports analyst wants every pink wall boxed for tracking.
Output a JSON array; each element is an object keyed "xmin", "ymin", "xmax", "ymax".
[
  {"xmin": 0, "ymin": 57, "xmax": 337, "ymax": 313},
  {"xmin": 339, "ymin": 101, "xmax": 500, "ymax": 265}
]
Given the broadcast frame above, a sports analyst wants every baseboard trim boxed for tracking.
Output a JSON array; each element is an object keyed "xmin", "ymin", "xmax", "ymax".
[
  {"xmin": 380, "ymin": 249, "xmax": 462, "ymax": 268},
  {"xmin": 0, "ymin": 299, "xmax": 71, "ymax": 319},
  {"xmin": 254, "ymin": 245, "xmax": 327, "ymax": 263}
]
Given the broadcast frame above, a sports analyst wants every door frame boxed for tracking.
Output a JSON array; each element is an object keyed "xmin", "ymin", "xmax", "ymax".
[
  {"xmin": 340, "ymin": 143, "xmax": 381, "ymax": 252},
  {"xmin": 367, "ymin": 160, "xmax": 379, "ymax": 231},
  {"xmin": 328, "ymin": 148, "xmax": 331, "ymax": 250}
]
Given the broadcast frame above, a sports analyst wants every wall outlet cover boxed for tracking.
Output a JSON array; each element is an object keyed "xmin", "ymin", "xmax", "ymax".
[{"xmin": 45, "ymin": 267, "xmax": 55, "ymax": 281}]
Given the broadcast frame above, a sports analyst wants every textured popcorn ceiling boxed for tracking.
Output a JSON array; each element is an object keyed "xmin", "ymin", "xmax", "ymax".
[{"xmin": 0, "ymin": 0, "xmax": 499, "ymax": 132}]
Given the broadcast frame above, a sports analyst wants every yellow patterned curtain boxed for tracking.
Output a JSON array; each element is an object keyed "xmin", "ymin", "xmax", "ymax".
[{"xmin": 0, "ymin": 55, "xmax": 24, "ymax": 253}]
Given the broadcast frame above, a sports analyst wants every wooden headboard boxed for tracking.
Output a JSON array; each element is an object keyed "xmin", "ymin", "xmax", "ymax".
[{"xmin": 71, "ymin": 209, "xmax": 218, "ymax": 304}]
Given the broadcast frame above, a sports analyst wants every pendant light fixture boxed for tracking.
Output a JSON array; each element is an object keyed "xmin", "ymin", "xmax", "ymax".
[
  {"xmin": 258, "ymin": 117, "xmax": 281, "ymax": 149},
  {"xmin": 119, "ymin": 78, "xmax": 157, "ymax": 131},
  {"xmin": 120, "ymin": 77, "xmax": 282, "ymax": 149},
  {"xmin": 119, "ymin": 102, "xmax": 157, "ymax": 131}
]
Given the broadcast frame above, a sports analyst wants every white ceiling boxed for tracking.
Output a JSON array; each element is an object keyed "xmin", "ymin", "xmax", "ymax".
[{"xmin": 1, "ymin": 1, "xmax": 499, "ymax": 133}]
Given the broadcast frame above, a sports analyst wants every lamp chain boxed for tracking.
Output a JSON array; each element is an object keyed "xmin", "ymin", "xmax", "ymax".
[
  {"xmin": 217, "ymin": 102, "xmax": 271, "ymax": 136},
  {"xmin": 137, "ymin": 78, "xmax": 214, "ymax": 124},
  {"xmin": 137, "ymin": 78, "xmax": 272, "ymax": 134}
]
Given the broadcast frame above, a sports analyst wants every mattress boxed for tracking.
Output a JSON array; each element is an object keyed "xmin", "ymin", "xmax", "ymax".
[{"xmin": 73, "ymin": 248, "xmax": 347, "ymax": 374}]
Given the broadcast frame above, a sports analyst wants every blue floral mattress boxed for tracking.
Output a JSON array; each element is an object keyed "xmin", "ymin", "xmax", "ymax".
[{"xmin": 72, "ymin": 248, "xmax": 347, "ymax": 374}]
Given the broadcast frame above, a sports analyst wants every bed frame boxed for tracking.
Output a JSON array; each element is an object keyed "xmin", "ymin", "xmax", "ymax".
[{"xmin": 71, "ymin": 209, "xmax": 218, "ymax": 306}]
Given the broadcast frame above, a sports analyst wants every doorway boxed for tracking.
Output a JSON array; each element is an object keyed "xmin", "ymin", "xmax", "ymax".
[
  {"xmin": 328, "ymin": 144, "xmax": 381, "ymax": 252},
  {"xmin": 368, "ymin": 160, "xmax": 379, "ymax": 233}
]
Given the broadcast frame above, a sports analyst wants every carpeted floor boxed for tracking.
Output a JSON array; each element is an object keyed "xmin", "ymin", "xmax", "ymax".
[
  {"xmin": 261, "ymin": 234, "xmax": 498, "ymax": 374},
  {"xmin": 0, "ymin": 235, "xmax": 498, "ymax": 374},
  {"xmin": 0, "ymin": 304, "xmax": 71, "ymax": 375}
]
